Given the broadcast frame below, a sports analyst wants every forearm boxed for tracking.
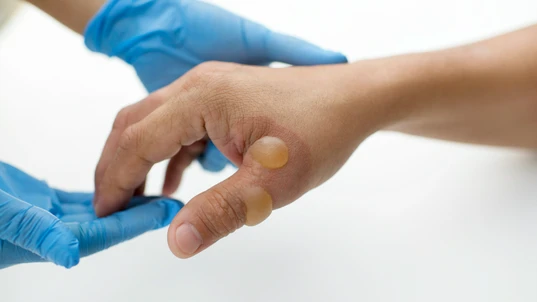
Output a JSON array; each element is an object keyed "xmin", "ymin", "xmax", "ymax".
[
  {"xmin": 26, "ymin": 0, "xmax": 105, "ymax": 34},
  {"xmin": 351, "ymin": 25, "xmax": 537, "ymax": 149}
]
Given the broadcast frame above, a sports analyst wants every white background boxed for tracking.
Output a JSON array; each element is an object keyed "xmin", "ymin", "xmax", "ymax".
[{"xmin": 1, "ymin": 0, "xmax": 537, "ymax": 301}]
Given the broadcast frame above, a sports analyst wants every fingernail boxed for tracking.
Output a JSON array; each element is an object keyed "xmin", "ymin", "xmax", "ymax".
[{"xmin": 175, "ymin": 223, "xmax": 202, "ymax": 255}]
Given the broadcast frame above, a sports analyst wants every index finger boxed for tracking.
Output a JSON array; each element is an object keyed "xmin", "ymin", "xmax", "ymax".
[
  {"xmin": 94, "ymin": 96, "xmax": 207, "ymax": 217},
  {"xmin": 95, "ymin": 93, "xmax": 166, "ymax": 191}
]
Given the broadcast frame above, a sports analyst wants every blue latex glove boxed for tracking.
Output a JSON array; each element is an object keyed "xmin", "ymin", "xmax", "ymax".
[
  {"xmin": 84, "ymin": 0, "xmax": 348, "ymax": 172},
  {"xmin": 0, "ymin": 162, "xmax": 183, "ymax": 269}
]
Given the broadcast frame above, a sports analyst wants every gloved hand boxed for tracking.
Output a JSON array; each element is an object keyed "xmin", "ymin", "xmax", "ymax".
[
  {"xmin": 84, "ymin": 0, "xmax": 348, "ymax": 173},
  {"xmin": 0, "ymin": 161, "xmax": 182, "ymax": 269}
]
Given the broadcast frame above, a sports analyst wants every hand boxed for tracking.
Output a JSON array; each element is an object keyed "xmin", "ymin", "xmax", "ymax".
[
  {"xmin": 93, "ymin": 61, "xmax": 399, "ymax": 257},
  {"xmin": 93, "ymin": 25, "xmax": 537, "ymax": 258},
  {"xmin": 84, "ymin": 0, "xmax": 347, "ymax": 174},
  {"xmin": 0, "ymin": 162, "xmax": 183, "ymax": 269}
]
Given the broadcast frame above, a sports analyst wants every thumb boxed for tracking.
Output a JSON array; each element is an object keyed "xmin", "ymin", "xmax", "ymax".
[
  {"xmin": 167, "ymin": 136, "xmax": 289, "ymax": 258},
  {"xmin": 263, "ymin": 31, "xmax": 348, "ymax": 66}
]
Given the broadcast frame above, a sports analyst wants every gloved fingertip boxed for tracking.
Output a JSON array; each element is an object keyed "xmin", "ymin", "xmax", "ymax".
[
  {"xmin": 292, "ymin": 47, "xmax": 348, "ymax": 65},
  {"xmin": 42, "ymin": 226, "xmax": 81, "ymax": 268},
  {"xmin": 199, "ymin": 157, "xmax": 228, "ymax": 172},
  {"xmin": 198, "ymin": 141, "xmax": 229, "ymax": 172},
  {"xmin": 61, "ymin": 247, "xmax": 80, "ymax": 269},
  {"xmin": 330, "ymin": 52, "xmax": 349, "ymax": 64},
  {"xmin": 298, "ymin": 45, "xmax": 348, "ymax": 64},
  {"xmin": 265, "ymin": 32, "xmax": 348, "ymax": 65},
  {"xmin": 153, "ymin": 198, "xmax": 184, "ymax": 227},
  {"xmin": 52, "ymin": 238, "xmax": 80, "ymax": 269}
]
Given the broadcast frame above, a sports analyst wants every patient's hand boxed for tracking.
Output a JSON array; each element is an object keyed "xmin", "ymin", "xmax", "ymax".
[
  {"xmin": 93, "ymin": 61, "xmax": 397, "ymax": 258},
  {"xmin": 85, "ymin": 0, "xmax": 347, "ymax": 175},
  {"xmin": 0, "ymin": 161, "xmax": 182, "ymax": 269}
]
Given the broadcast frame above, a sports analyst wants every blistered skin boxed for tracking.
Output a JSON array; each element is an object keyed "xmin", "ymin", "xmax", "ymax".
[
  {"xmin": 242, "ymin": 137, "xmax": 289, "ymax": 226},
  {"xmin": 244, "ymin": 188, "xmax": 273, "ymax": 226},
  {"xmin": 249, "ymin": 137, "xmax": 289, "ymax": 169}
]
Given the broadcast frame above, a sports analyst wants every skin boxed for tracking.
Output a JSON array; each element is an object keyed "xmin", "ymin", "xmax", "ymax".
[
  {"xmin": 24, "ymin": 0, "xmax": 306, "ymax": 200},
  {"xmin": 22, "ymin": 0, "xmax": 537, "ymax": 258},
  {"xmin": 92, "ymin": 24, "xmax": 537, "ymax": 258},
  {"xmin": 25, "ymin": 0, "xmax": 105, "ymax": 34}
]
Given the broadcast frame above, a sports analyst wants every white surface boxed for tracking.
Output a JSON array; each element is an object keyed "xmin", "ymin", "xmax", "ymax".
[
  {"xmin": 1, "ymin": 1, "xmax": 537, "ymax": 301},
  {"xmin": 0, "ymin": 0, "xmax": 19, "ymax": 27}
]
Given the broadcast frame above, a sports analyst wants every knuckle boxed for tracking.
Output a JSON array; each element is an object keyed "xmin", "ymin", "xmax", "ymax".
[
  {"xmin": 118, "ymin": 125, "xmax": 141, "ymax": 152},
  {"xmin": 172, "ymin": 62, "xmax": 246, "ymax": 143},
  {"xmin": 180, "ymin": 62, "xmax": 218, "ymax": 91},
  {"xmin": 112, "ymin": 93, "xmax": 166, "ymax": 131},
  {"xmin": 144, "ymin": 90, "xmax": 167, "ymax": 107},
  {"xmin": 112, "ymin": 106, "xmax": 132, "ymax": 130},
  {"xmin": 118, "ymin": 126, "xmax": 155, "ymax": 165},
  {"xmin": 196, "ymin": 188, "xmax": 246, "ymax": 239},
  {"xmin": 195, "ymin": 61, "xmax": 236, "ymax": 75},
  {"xmin": 187, "ymin": 61, "xmax": 239, "ymax": 94}
]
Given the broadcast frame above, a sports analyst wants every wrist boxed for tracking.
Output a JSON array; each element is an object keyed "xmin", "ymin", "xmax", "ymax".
[
  {"xmin": 342, "ymin": 49, "xmax": 489, "ymax": 134},
  {"xmin": 329, "ymin": 56, "xmax": 430, "ymax": 142}
]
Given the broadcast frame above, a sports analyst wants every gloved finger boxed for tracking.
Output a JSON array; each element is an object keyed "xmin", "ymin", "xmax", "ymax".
[
  {"xmin": 60, "ymin": 213, "xmax": 96, "ymax": 223},
  {"xmin": 56, "ymin": 191, "xmax": 153, "ymax": 217},
  {"xmin": 0, "ymin": 241, "xmax": 45, "ymax": 269},
  {"xmin": 94, "ymin": 93, "xmax": 166, "ymax": 195},
  {"xmin": 262, "ymin": 31, "xmax": 348, "ymax": 66},
  {"xmin": 59, "ymin": 203, "xmax": 93, "ymax": 217},
  {"xmin": 54, "ymin": 190, "xmax": 94, "ymax": 216},
  {"xmin": 67, "ymin": 198, "xmax": 183, "ymax": 257},
  {"xmin": 167, "ymin": 136, "xmax": 288, "ymax": 258},
  {"xmin": 198, "ymin": 140, "xmax": 230, "ymax": 172},
  {"xmin": 0, "ymin": 190, "xmax": 80, "ymax": 268},
  {"xmin": 133, "ymin": 53, "xmax": 194, "ymax": 93},
  {"xmin": 163, "ymin": 141, "xmax": 206, "ymax": 196},
  {"xmin": 55, "ymin": 190, "xmax": 93, "ymax": 205},
  {"xmin": 94, "ymin": 89, "xmax": 208, "ymax": 217},
  {"xmin": 61, "ymin": 196, "xmax": 172, "ymax": 223},
  {"xmin": 126, "ymin": 195, "xmax": 168, "ymax": 209}
]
